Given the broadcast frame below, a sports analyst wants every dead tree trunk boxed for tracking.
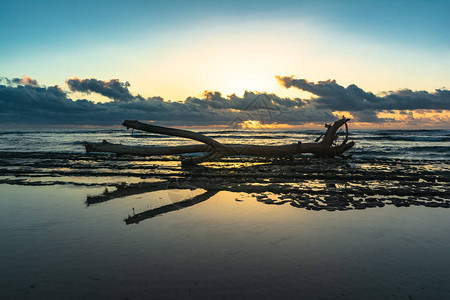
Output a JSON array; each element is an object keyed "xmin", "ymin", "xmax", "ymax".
[
  {"xmin": 84, "ymin": 118, "xmax": 355, "ymax": 163},
  {"xmin": 121, "ymin": 120, "xmax": 233, "ymax": 154}
]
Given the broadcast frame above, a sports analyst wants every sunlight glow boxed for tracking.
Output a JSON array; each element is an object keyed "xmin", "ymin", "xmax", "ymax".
[
  {"xmin": 377, "ymin": 110, "xmax": 450, "ymax": 122},
  {"xmin": 377, "ymin": 110, "xmax": 450, "ymax": 127},
  {"xmin": 332, "ymin": 111, "xmax": 355, "ymax": 119},
  {"xmin": 239, "ymin": 120, "xmax": 296, "ymax": 129}
]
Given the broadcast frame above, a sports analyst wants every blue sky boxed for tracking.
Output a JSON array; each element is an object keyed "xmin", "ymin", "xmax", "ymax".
[{"xmin": 1, "ymin": 0, "xmax": 449, "ymax": 127}]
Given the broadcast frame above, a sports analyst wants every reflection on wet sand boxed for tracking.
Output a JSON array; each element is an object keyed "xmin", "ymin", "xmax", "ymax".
[
  {"xmin": 86, "ymin": 181, "xmax": 170, "ymax": 206},
  {"xmin": 80, "ymin": 157, "xmax": 450, "ymax": 224},
  {"xmin": 124, "ymin": 190, "xmax": 218, "ymax": 224},
  {"xmin": 1, "ymin": 150, "xmax": 448, "ymax": 222}
]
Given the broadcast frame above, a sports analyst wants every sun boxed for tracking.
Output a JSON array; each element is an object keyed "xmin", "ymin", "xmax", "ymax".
[{"xmin": 216, "ymin": 72, "xmax": 277, "ymax": 97}]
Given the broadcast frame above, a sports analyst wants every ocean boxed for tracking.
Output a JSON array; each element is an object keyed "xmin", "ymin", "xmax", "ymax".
[
  {"xmin": 1, "ymin": 128, "xmax": 449, "ymax": 160},
  {"xmin": 0, "ymin": 127, "xmax": 449, "ymax": 299}
]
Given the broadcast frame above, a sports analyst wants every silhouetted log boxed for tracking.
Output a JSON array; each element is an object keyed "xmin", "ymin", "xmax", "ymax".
[
  {"xmin": 84, "ymin": 118, "xmax": 355, "ymax": 159},
  {"xmin": 122, "ymin": 120, "xmax": 233, "ymax": 154},
  {"xmin": 84, "ymin": 140, "xmax": 351, "ymax": 157},
  {"xmin": 84, "ymin": 140, "xmax": 211, "ymax": 156}
]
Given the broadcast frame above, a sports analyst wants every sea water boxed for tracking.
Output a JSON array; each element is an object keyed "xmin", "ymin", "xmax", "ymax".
[{"xmin": 0, "ymin": 128, "xmax": 449, "ymax": 160}]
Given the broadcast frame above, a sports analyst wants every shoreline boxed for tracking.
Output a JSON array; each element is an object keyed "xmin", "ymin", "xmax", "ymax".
[{"xmin": 1, "ymin": 153, "xmax": 449, "ymax": 212}]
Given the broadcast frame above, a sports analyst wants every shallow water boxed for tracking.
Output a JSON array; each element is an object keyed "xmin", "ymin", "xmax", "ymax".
[{"xmin": 1, "ymin": 184, "xmax": 450, "ymax": 299}]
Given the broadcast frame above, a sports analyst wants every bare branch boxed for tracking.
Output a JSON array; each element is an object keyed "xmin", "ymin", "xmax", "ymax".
[{"xmin": 84, "ymin": 117, "xmax": 355, "ymax": 162}]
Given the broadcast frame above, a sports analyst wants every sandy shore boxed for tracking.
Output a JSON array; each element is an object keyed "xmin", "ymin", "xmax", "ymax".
[
  {"xmin": 1, "ymin": 183, "xmax": 450, "ymax": 299},
  {"xmin": 1, "ymin": 153, "xmax": 449, "ymax": 298}
]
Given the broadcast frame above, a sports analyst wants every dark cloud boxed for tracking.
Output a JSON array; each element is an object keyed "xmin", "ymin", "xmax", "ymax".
[
  {"xmin": 185, "ymin": 90, "xmax": 306, "ymax": 111},
  {"xmin": 1, "ymin": 75, "xmax": 39, "ymax": 87},
  {"xmin": 0, "ymin": 77, "xmax": 331, "ymax": 126},
  {"xmin": 277, "ymin": 76, "xmax": 450, "ymax": 111},
  {"xmin": 66, "ymin": 78, "xmax": 135, "ymax": 102},
  {"xmin": 276, "ymin": 76, "xmax": 450, "ymax": 122},
  {"xmin": 0, "ymin": 75, "xmax": 448, "ymax": 126}
]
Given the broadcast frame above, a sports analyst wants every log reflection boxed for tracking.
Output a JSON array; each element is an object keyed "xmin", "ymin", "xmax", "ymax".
[
  {"xmin": 86, "ymin": 181, "xmax": 175, "ymax": 206},
  {"xmin": 84, "ymin": 157, "xmax": 450, "ymax": 224},
  {"xmin": 124, "ymin": 190, "xmax": 218, "ymax": 224}
]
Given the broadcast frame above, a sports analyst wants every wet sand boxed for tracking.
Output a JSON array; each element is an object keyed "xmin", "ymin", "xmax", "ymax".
[
  {"xmin": 1, "ymin": 182, "xmax": 450, "ymax": 299},
  {"xmin": 0, "ymin": 153, "xmax": 450, "ymax": 299},
  {"xmin": 1, "ymin": 152, "xmax": 449, "ymax": 210}
]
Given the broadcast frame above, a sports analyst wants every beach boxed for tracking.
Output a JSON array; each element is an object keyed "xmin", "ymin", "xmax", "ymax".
[
  {"xmin": 1, "ymin": 184, "xmax": 450, "ymax": 299},
  {"xmin": 0, "ymin": 128, "xmax": 449, "ymax": 299},
  {"xmin": 3, "ymin": 1, "xmax": 449, "ymax": 297}
]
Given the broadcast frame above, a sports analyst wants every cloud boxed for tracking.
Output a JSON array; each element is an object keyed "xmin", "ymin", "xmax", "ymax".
[
  {"xmin": 276, "ymin": 76, "xmax": 450, "ymax": 112},
  {"xmin": 0, "ymin": 75, "xmax": 449, "ymax": 127},
  {"xmin": 66, "ymin": 78, "xmax": 135, "ymax": 102},
  {"xmin": 1, "ymin": 75, "xmax": 39, "ymax": 87},
  {"xmin": 276, "ymin": 75, "xmax": 450, "ymax": 123},
  {"xmin": 185, "ymin": 90, "xmax": 306, "ymax": 111},
  {"xmin": 0, "ymin": 77, "xmax": 333, "ymax": 126}
]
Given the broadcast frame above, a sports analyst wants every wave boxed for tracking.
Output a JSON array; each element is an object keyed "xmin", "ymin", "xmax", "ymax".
[
  {"xmin": 115, "ymin": 133, "xmax": 299, "ymax": 140},
  {"xmin": 0, "ymin": 131, "xmax": 42, "ymax": 135},
  {"xmin": 0, "ymin": 129, "xmax": 120, "ymax": 136},
  {"xmin": 198, "ymin": 130, "xmax": 239, "ymax": 134},
  {"xmin": 352, "ymin": 136, "xmax": 450, "ymax": 142},
  {"xmin": 212, "ymin": 135, "xmax": 294, "ymax": 140},
  {"xmin": 372, "ymin": 129, "xmax": 448, "ymax": 134},
  {"xmin": 408, "ymin": 146, "xmax": 450, "ymax": 153},
  {"xmin": 197, "ymin": 130, "xmax": 323, "ymax": 136},
  {"xmin": 118, "ymin": 134, "xmax": 171, "ymax": 138}
]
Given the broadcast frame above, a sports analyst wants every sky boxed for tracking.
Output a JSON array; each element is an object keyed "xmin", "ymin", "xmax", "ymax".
[{"xmin": 1, "ymin": 0, "xmax": 449, "ymax": 128}]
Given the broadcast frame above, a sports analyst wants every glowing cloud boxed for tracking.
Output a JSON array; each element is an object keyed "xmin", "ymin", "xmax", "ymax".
[{"xmin": 1, "ymin": 75, "xmax": 449, "ymax": 128}]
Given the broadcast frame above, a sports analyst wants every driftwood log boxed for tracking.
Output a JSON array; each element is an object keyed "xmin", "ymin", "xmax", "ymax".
[{"xmin": 84, "ymin": 117, "xmax": 355, "ymax": 165}]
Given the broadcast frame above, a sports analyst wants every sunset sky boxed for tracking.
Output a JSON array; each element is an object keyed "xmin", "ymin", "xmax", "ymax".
[{"xmin": 1, "ymin": 0, "xmax": 449, "ymax": 128}]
